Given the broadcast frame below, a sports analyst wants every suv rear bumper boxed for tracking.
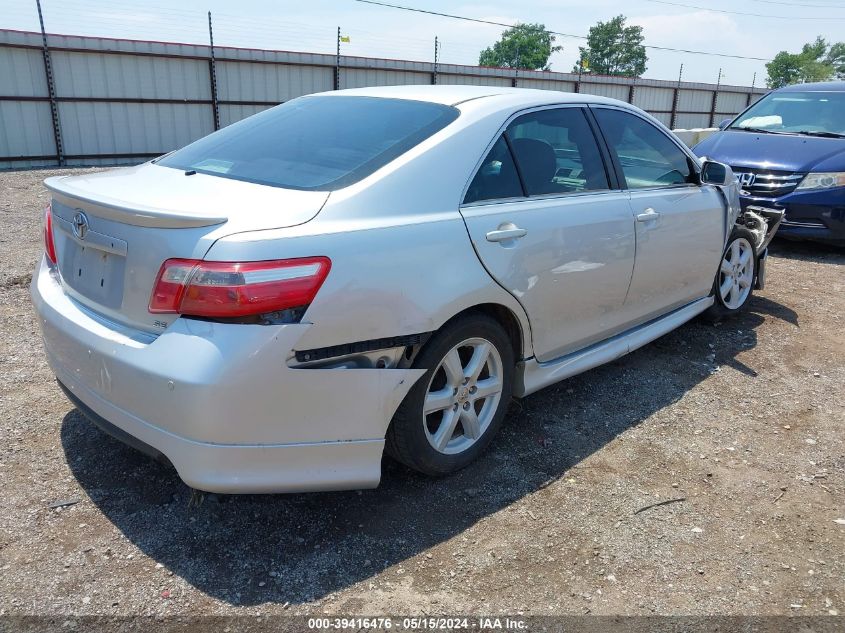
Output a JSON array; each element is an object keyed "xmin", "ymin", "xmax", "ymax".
[{"xmin": 31, "ymin": 257, "xmax": 424, "ymax": 493}]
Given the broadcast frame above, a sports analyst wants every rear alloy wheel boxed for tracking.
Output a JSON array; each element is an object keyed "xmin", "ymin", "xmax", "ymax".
[
  {"xmin": 423, "ymin": 337, "xmax": 503, "ymax": 455},
  {"xmin": 705, "ymin": 228, "xmax": 758, "ymax": 320},
  {"xmin": 386, "ymin": 314, "xmax": 514, "ymax": 476}
]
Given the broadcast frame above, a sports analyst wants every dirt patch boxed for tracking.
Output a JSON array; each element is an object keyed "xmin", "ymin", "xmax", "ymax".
[{"xmin": 0, "ymin": 168, "xmax": 843, "ymax": 617}]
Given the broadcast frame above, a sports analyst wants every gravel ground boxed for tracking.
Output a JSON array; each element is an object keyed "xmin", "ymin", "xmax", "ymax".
[{"xmin": 1, "ymin": 168, "xmax": 843, "ymax": 617}]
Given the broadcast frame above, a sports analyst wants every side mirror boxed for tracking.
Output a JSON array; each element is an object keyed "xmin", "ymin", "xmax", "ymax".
[
  {"xmin": 700, "ymin": 160, "xmax": 733, "ymax": 186},
  {"xmin": 718, "ymin": 118, "xmax": 732, "ymax": 131}
]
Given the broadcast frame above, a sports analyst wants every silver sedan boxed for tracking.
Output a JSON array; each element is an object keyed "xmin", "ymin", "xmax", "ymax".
[{"xmin": 31, "ymin": 85, "xmax": 778, "ymax": 493}]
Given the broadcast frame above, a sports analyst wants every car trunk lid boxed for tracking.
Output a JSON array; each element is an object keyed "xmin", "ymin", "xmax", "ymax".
[{"xmin": 45, "ymin": 163, "xmax": 329, "ymax": 334}]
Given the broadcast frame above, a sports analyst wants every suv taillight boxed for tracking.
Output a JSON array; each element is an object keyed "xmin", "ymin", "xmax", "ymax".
[
  {"xmin": 44, "ymin": 204, "xmax": 57, "ymax": 265},
  {"xmin": 149, "ymin": 257, "xmax": 331, "ymax": 318}
]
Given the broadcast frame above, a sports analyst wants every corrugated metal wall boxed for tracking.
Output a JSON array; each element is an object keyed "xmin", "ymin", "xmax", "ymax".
[{"xmin": 0, "ymin": 28, "xmax": 767, "ymax": 169}]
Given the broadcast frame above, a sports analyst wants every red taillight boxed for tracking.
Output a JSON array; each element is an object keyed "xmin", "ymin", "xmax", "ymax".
[
  {"xmin": 43, "ymin": 203, "xmax": 57, "ymax": 265},
  {"xmin": 149, "ymin": 257, "xmax": 331, "ymax": 318}
]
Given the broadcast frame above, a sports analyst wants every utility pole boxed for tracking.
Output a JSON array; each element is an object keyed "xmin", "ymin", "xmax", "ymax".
[
  {"xmin": 432, "ymin": 36, "xmax": 439, "ymax": 85},
  {"xmin": 35, "ymin": 0, "xmax": 63, "ymax": 165},
  {"xmin": 335, "ymin": 26, "xmax": 341, "ymax": 90},
  {"xmin": 747, "ymin": 72, "xmax": 757, "ymax": 107},
  {"xmin": 710, "ymin": 68, "xmax": 722, "ymax": 128},
  {"xmin": 208, "ymin": 11, "xmax": 220, "ymax": 131},
  {"xmin": 575, "ymin": 58, "xmax": 583, "ymax": 93},
  {"xmin": 670, "ymin": 63, "xmax": 683, "ymax": 129}
]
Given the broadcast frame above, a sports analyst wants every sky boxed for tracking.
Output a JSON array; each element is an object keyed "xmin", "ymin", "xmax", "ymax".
[{"xmin": 2, "ymin": 0, "xmax": 845, "ymax": 87}]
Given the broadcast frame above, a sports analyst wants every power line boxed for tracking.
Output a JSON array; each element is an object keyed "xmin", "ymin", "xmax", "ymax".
[
  {"xmin": 353, "ymin": 0, "xmax": 774, "ymax": 61},
  {"xmin": 355, "ymin": 1, "xmax": 585, "ymax": 39},
  {"xmin": 747, "ymin": 0, "xmax": 845, "ymax": 8},
  {"xmin": 643, "ymin": 0, "xmax": 845, "ymax": 19},
  {"xmin": 32, "ymin": 0, "xmax": 442, "ymax": 58}
]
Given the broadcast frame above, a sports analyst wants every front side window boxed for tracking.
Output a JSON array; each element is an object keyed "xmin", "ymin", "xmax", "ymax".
[
  {"xmin": 159, "ymin": 96, "xmax": 459, "ymax": 191},
  {"xmin": 730, "ymin": 91, "xmax": 845, "ymax": 137},
  {"xmin": 507, "ymin": 108, "xmax": 609, "ymax": 195},
  {"xmin": 594, "ymin": 108, "xmax": 693, "ymax": 189}
]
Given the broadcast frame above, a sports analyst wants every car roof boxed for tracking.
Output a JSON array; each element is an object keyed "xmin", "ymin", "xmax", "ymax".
[
  {"xmin": 311, "ymin": 84, "xmax": 620, "ymax": 107},
  {"xmin": 777, "ymin": 81, "xmax": 845, "ymax": 92}
]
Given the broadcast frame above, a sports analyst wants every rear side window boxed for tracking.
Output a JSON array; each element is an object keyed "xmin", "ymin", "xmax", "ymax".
[
  {"xmin": 464, "ymin": 136, "xmax": 524, "ymax": 204},
  {"xmin": 594, "ymin": 108, "xmax": 693, "ymax": 189},
  {"xmin": 159, "ymin": 96, "xmax": 459, "ymax": 191},
  {"xmin": 507, "ymin": 108, "xmax": 609, "ymax": 195}
]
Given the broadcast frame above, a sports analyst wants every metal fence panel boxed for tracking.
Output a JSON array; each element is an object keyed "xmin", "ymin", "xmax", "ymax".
[
  {"xmin": 674, "ymin": 112, "xmax": 712, "ymax": 129},
  {"xmin": 341, "ymin": 68, "xmax": 431, "ymax": 89},
  {"xmin": 216, "ymin": 60, "xmax": 333, "ymax": 102},
  {"xmin": 677, "ymin": 89, "xmax": 713, "ymax": 113},
  {"xmin": 633, "ymin": 86, "xmax": 675, "ymax": 112},
  {"xmin": 45, "ymin": 32, "xmax": 212, "ymax": 61},
  {"xmin": 0, "ymin": 100, "xmax": 56, "ymax": 168},
  {"xmin": 51, "ymin": 50, "xmax": 210, "ymax": 100},
  {"xmin": 715, "ymin": 90, "xmax": 749, "ymax": 115},
  {"xmin": 516, "ymin": 78, "xmax": 575, "ymax": 92},
  {"xmin": 57, "ymin": 101, "xmax": 213, "ymax": 156},
  {"xmin": 580, "ymin": 82, "xmax": 630, "ymax": 101},
  {"xmin": 437, "ymin": 73, "xmax": 512, "ymax": 87},
  {"xmin": 219, "ymin": 103, "xmax": 273, "ymax": 127},
  {"xmin": 0, "ymin": 46, "xmax": 48, "ymax": 97}
]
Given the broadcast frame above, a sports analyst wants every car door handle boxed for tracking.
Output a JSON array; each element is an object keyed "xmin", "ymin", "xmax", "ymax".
[
  {"xmin": 636, "ymin": 208, "xmax": 660, "ymax": 222},
  {"xmin": 486, "ymin": 225, "xmax": 528, "ymax": 242}
]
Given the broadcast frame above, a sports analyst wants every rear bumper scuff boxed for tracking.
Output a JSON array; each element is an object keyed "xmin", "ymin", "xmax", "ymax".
[{"xmin": 31, "ymin": 257, "xmax": 426, "ymax": 493}]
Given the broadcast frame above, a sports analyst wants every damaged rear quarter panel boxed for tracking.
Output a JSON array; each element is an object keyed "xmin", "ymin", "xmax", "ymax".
[
  {"xmin": 164, "ymin": 319, "xmax": 428, "ymax": 444},
  {"xmin": 205, "ymin": 216, "xmax": 532, "ymax": 361}
]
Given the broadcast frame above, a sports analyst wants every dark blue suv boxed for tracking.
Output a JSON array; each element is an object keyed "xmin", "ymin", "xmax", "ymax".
[{"xmin": 694, "ymin": 82, "xmax": 845, "ymax": 245}]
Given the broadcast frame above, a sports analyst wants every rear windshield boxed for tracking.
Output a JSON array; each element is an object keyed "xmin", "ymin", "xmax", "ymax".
[{"xmin": 158, "ymin": 96, "xmax": 459, "ymax": 191}]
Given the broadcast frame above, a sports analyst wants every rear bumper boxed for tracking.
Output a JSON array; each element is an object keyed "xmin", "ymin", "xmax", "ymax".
[
  {"xmin": 57, "ymin": 378, "xmax": 385, "ymax": 493},
  {"xmin": 31, "ymin": 258, "xmax": 424, "ymax": 493},
  {"xmin": 740, "ymin": 188, "xmax": 845, "ymax": 245}
]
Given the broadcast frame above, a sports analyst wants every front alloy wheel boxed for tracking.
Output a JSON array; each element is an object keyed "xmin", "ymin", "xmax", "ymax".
[
  {"xmin": 718, "ymin": 237, "xmax": 754, "ymax": 309},
  {"xmin": 705, "ymin": 227, "xmax": 758, "ymax": 321},
  {"xmin": 386, "ymin": 313, "xmax": 514, "ymax": 476}
]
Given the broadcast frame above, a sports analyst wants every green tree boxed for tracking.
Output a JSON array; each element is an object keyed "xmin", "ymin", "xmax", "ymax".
[
  {"xmin": 828, "ymin": 42, "xmax": 845, "ymax": 78},
  {"xmin": 478, "ymin": 23, "xmax": 562, "ymax": 70},
  {"xmin": 766, "ymin": 37, "xmax": 845, "ymax": 88},
  {"xmin": 574, "ymin": 15, "xmax": 647, "ymax": 77}
]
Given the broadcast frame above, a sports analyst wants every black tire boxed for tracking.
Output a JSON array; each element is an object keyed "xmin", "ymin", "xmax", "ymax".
[
  {"xmin": 704, "ymin": 227, "xmax": 758, "ymax": 322},
  {"xmin": 385, "ymin": 313, "xmax": 515, "ymax": 476}
]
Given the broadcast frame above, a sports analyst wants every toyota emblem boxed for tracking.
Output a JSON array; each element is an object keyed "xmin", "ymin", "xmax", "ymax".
[{"xmin": 72, "ymin": 210, "xmax": 89, "ymax": 240}]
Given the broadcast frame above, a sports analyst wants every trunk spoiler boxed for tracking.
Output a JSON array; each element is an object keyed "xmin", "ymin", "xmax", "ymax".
[{"xmin": 44, "ymin": 177, "xmax": 227, "ymax": 229}]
